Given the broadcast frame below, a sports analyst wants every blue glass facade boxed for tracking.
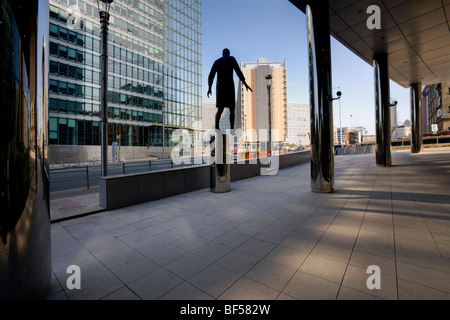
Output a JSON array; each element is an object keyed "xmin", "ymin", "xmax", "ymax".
[{"xmin": 48, "ymin": 0, "xmax": 201, "ymax": 150}]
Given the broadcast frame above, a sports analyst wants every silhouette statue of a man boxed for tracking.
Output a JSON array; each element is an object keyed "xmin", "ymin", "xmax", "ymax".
[{"xmin": 207, "ymin": 48, "xmax": 252, "ymax": 131}]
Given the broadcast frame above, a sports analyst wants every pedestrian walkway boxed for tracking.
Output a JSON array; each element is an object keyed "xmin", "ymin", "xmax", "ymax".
[
  {"xmin": 47, "ymin": 148, "xmax": 450, "ymax": 300},
  {"xmin": 51, "ymin": 187, "xmax": 103, "ymax": 221}
]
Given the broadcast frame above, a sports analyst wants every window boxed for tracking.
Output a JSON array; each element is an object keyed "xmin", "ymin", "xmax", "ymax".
[
  {"xmin": 93, "ymin": 88, "xmax": 100, "ymax": 101},
  {"xmin": 77, "ymin": 120, "xmax": 85, "ymax": 145},
  {"xmin": 93, "ymin": 55, "xmax": 100, "ymax": 67},
  {"xmin": 68, "ymin": 48, "xmax": 76, "ymax": 61},
  {"xmin": 59, "ymin": 10, "xmax": 68, "ymax": 24},
  {"xmin": 67, "ymin": 101, "xmax": 76, "ymax": 114},
  {"xmin": 59, "ymin": 27, "xmax": 68, "ymax": 41},
  {"xmin": 77, "ymin": 51, "xmax": 84, "ymax": 63},
  {"xmin": 85, "ymin": 121, "xmax": 92, "ymax": 145},
  {"xmin": 93, "ymin": 39, "xmax": 100, "ymax": 52},
  {"xmin": 120, "ymin": 93, "xmax": 126, "ymax": 105},
  {"xmin": 49, "ymin": 80, "xmax": 58, "ymax": 93},
  {"xmin": 85, "ymin": 86, "xmax": 92, "ymax": 99},
  {"xmin": 59, "ymin": 63, "xmax": 68, "ymax": 77},
  {"xmin": 68, "ymin": 83, "xmax": 76, "ymax": 96},
  {"xmin": 76, "ymin": 102, "xmax": 84, "ymax": 115},
  {"xmin": 85, "ymin": 36, "xmax": 93, "ymax": 50},
  {"xmin": 59, "ymin": 100, "xmax": 67, "ymax": 113},
  {"xmin": 50, "ymin": 42, "xmax": 58, "ymax": 55},
  {"xmin": 50, "ymin": 24, "xmax": 58, "ymax": 39},
  {"xmin": 76, "ymin": 67, "xmax": 84, "ymax": 81},
  {"xmin": 92, "ymin": 104, "xmax": 100, "ymax": 117},
  {"xmin": 93, "ymin": 71, "xmax": 100, "ymax": 84},
  {"xmin": 85, "ymin": 103, "xmax": 92, "ymax": 116},
  {"xmin": 85, "ymin": 3, "xmax": 92, "ymax": 17},
  {"xmin": 49, "ymin": 118, "xmax": 58, "ymax": 144},
  {"xmin": 59, "ymin": 45, "xmax": 68, "ymax": 59},
  {"xmin": 85, "ymin": 53, "xmax": 92, "ymax": 66},
  {"xmin": 77, "ymin": 34, "xmax": 84, "ymax": 47},
  {"xmin": 59, "ymin": 82, "xmax": 67, "ymax": 95},
  {"xmin": 49, "ymin": 98, "xmax": 58, "ymax": 112},
  {"xmin": 85, "ymin": 69, "xmax": 92, "ymax": 82},
  {"xmin": 50, "ymin": 60, "xmax": 58, "ymax": 74},
  {"xmin": 68, "ymin": 31, "xmax": 77, "ymax": 44},
  {"xmin": 93, "ymin": 122, "xmax": 100, "ymax": 145},
  {"xmin": 76, "ymin": 84, "xmax": 84, "ymax": 97},
  {"xmin": 49, "ymin": 5, "xmax": 59, "ymax": 20}
]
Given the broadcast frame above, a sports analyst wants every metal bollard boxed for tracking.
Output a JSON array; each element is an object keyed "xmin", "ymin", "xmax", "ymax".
[{"xmin": 86, "ymin": 165, "xmax": 90, "ymax": 189}]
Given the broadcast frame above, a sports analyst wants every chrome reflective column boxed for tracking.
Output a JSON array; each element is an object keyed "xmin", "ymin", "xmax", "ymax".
[
  {"xmin": 410, "ymin": 83, "xmax": 423, "ymax": 154},
  {"xmin": 306, "ymin": 1, "xmax": 334, "ymax": 193},
  {"xmin": 0, "ymin": 0, "xmax": 51, "ymax": 299},
  {"xmin": 373, "ymin": 53, "xmax": 392, "ymax": 167},
  {"xmin": 210, "ymin": 132, "xmax": 231, "ymax": 193}
]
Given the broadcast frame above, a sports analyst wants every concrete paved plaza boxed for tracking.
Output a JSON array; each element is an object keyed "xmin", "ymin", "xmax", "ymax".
[{"xmin": 47, "ymin": 148, "xmax": 450, "ymax": 300}]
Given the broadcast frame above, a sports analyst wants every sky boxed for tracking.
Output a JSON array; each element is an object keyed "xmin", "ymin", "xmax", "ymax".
[{"xmin": 201, "ymin": 0, "xmax": 411, "ymax": 135}]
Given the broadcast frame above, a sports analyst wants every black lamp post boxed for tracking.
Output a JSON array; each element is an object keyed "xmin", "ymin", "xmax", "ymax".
[
  {"xmin": 97, "ymin": 0, "xmax": 113, "ymax": 177},
  {"xmin": 330, "ymin": 89, "xmax": 342, "ymax": 145},
  {"xmin": 265, "ymin": 74, "xmax": 272, "ymax": 156}
]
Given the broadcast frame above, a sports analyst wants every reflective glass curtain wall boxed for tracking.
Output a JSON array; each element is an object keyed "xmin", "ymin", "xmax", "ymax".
[
  {"xmin": 48, "ymin": 0, "xmax": 201, "ymax": 149},
  {"xmin": 164, "ymin": 0, "xmax": 202, "ymax": 145}
]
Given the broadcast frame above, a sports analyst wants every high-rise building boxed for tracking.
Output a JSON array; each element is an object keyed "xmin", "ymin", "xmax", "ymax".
[
  {"xmin": 47, "ymin": 0, "xmax": 201, "ymax": 162},
  {"xmin": 237, "ymin": 58, "xmax": 287, "ymax": 144}
]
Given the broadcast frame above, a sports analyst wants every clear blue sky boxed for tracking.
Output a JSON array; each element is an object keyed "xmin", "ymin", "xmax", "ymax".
[{"xmin": 201, "ymin": 0, "xmax": 411, "ymax": 135}]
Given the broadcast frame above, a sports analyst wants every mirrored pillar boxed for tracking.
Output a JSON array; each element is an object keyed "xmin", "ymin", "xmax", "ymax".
[
  {"xmin": 306, "ymin": 0, "xmax": 334, "ymax": 193},
  {"xmin": 373, "ymin": 53, "xmax": 392, "ymax": 167},
  {"xmin": 210, "ymin": 132, "xmax": 231, "ymax": 193},
  {"xmin": 410, "ymin": 83, "xmax": 423, "ymax": 154},
  {"xmin": 0, "ymin": 0, "xmax": 51, "ymax": 299}
]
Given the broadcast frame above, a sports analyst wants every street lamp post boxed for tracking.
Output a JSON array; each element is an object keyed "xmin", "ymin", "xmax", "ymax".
[
  {"xmin": 265, "ymin": 74, "xmax": 272, "ymax": 156},
  {"xmin": 97, "ymin": 0, "xmax": 113, "ymax": 177}
]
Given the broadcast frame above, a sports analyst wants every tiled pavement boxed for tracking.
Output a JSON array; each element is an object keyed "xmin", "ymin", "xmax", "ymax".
[
  {"xmin": 46, "ymin": 148, "xmax": 450, "ymax": 300},
  {"xmin": 51, "ymin": 187, "xmax": 103, "ymax": 221}
]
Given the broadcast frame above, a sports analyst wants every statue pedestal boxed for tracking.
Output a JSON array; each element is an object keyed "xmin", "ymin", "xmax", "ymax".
[{"xmin": 210, "ymin": 133, "xmax": 231, "ymax": 193}]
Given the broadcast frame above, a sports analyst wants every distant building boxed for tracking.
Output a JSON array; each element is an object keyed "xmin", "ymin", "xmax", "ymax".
[
  {"xmin": 393, "ymin": 120, "xmax": 411, "ymax": 139},
  {"xmin": 237, "ymin": 59, "xmax": 287, "ymax": 144},
  {"xmin": 286, "ymin": 103, "xmax": 310, "ymax": 145},
  {"xmin": 361, "ymin": 134, "xmax": 376, "ymax": 143},
  {"xmin": 335, "ymin": 127, "xmax": 349, "ymax": 145},
  {"xmin": 202, "ymin": 101, "xmax": 234, "ymax": 131},
  {"xmin": 422, "ymin": 82, "xmax": 450, "ymax": 135}
]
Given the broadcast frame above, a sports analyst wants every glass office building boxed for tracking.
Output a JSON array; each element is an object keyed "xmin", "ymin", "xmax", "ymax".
[{"xmin": 48, "ymin": 0, "xmax": 201, "ymax": 161}]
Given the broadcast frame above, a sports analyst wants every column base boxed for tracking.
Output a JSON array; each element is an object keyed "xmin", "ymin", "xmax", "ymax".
[{"xmin": 210, "ymin": 133, "xmax": 231, "ymax": 193}]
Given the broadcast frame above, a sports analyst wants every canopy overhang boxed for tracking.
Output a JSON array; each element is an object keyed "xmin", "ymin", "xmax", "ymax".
[{"xmin": 290, "ymin": 0, "xmax": 450, "ymax": 88}]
